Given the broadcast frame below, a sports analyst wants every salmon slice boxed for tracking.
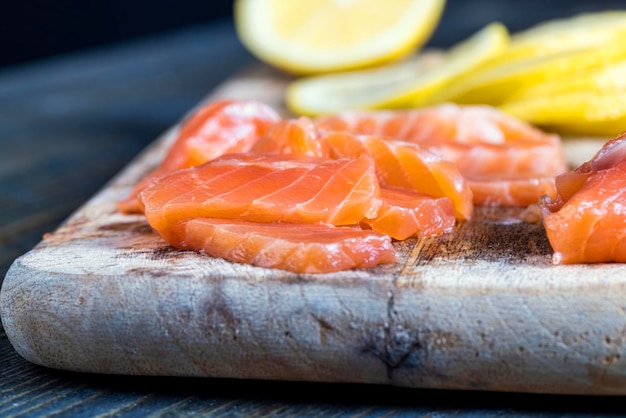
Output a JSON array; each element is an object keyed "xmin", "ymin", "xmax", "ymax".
[
  {"xmin": 250, "ymin": 123, "xmax": 462, "ymax": 240},
  {"xmin": 363, "ymin": 187, "xmax": 455, "ymax": 240},
  {"xmin": 323, "ymin": 131, "xmax": 473, "ymax": 220},
  {"xmin": 541, "ymin": 132, "xmax": 626, "ymax": 264},
  {"xmin": 469, "ymin": 173, "xmax": 558, "ymax": 206},
  {"xmin": 167, "ymin": 218, "xmax": 397, "ymax": 274},
  {"xmin": 117, "ymin": 100, "xmax": 281, "ymax": 213},
  {"xmin": 139, "ymin": 154, "xmax": 382, "ymax": 243},
  {"xmin": 250, "ymin": 116, "xmax": 329, "ymax": 158},
  {"xmin": 316, "ymin": 104, "xmax": 567, "ymax": 206}
]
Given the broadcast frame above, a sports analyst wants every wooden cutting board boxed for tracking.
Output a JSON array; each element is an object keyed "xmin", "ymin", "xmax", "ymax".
[{"xmin": 2, "ymin": 64, "xmax": 625, "ymax": 396}]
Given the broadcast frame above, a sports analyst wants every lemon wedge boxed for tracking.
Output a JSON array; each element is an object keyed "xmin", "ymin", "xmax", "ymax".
[
  {"xmin": 489, "ymin": 10, "xmax": 626, "ymax": 68},
  {"xmin": 500, "ymin": 92, "xmax": 626, "ymax": 136},
  {"xmin": 429, "ymin": 11, "xmax": 626, "ymax": 106},
  {"xmin": 285, "ymin": 22, "xmax": 509, "ymax": 116},
  {"xmin": 234, "ymin": 0, "xmax": 445, "ymax": 74},
  {"xmin": 432, "ymin": 40, "xmax": 626, "ymax": 106},
  {"xmin": 500, "ymin": 58, "xmax": 626, "ymax": 135},
  {"xmin": 507, "ymin": 59, "xmax": 626, "ymax": 101}
]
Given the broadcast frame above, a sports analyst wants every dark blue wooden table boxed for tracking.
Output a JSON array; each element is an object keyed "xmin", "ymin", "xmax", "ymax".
[{"xmin": 3, "ymin": 4, "xmax": 626, "ymax": 415}]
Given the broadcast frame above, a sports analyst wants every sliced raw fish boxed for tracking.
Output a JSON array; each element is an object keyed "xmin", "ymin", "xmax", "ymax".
[
  {"xmin": 323, "ymin": 131, "xmax": 473, "ymax": 220},
  {"xmin": 118, "ymin": 100, "xmax": 281, "ymax": 213},
  {"xmin": 316, "ymin": 104, "xmax": 567, "ymax": 206},
  {"xmin": 168, "ymin": 218, "xmax": 396, "ymax": 274},
  {"xmin": 362, "ymin": 187, "xmax": 455, "ymax": 240},
  {"xmin": 251, "ymin": 116, "xmax": 328, "ymax": 158},
  {"xmin": 139, "ymin": 154, "xmax": 382, "ymax": 242},
  {"xmin": 541, "ymin": 132, "xmax": 626, "ymax": 264}
]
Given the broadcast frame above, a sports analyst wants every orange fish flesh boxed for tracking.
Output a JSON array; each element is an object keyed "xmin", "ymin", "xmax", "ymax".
[
  {"xmin": 362, "ymin": 187, "xmax": 455, "ymax": 240},
  {"xmin": 323, "ymin": 131, "xmax": 473, "ymax": 220},
  {"xmin": 121, "ymin": 99, "xmax": 572, "ymax": 273},
  {"xmin": 117, "ymin": 99, "xmax": 281, "ymax": 213},
  {"xmin": 250, "ymin": 116, "xmax": 329, "ymax": 158},
  {"xmin": 249, "ymin": 124, "xmax": 467, "ymax": 239},
  {"xmin": 541, "ymin": 132, "xmax": 626, "ymax": 264},
  {"xmin": 139, "ymin": 154, "xmax": 382, "ymax": 243},
  {"xmin": 168, "ymin": 218, "xmax": 397, "ymax": 273},
  {"xmin": 316, "ymin": 103, "xmax": 567, "ymax": 206},
  {"xmin": 469, "ymin": 173, "xmax": 558, "ymax": 207}
]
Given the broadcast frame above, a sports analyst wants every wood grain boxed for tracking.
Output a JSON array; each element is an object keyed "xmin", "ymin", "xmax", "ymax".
[{"xmin": 2, "ymin": 64, "xmax": 625, "ymax": 396}]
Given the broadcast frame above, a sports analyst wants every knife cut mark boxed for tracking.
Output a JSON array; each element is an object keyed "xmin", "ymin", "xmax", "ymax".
[{"xmin": 400, "ymin": 238, "xmax": 427, "ymax": 276}]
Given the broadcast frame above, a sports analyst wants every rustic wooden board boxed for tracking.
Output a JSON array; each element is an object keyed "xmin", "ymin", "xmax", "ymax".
[{"xmin": 2, "ymin": 64, "xmax": 625, "ymax": 395}]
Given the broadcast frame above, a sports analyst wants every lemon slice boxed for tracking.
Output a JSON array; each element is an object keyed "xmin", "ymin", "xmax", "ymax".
[
  {"xmin": 432, "ymin": 40, "xmax": 626, "ymax": 106},
  {"xmin": 429, "ymin": 11, "xmax": 626, "ymax": 106},
  {"xmin": 500, "ymin": 92, "xmax": 626, "ymax": 136},
  {"xmin": 285, "ymin": 22, "xmax": 509, "ymax": 116},
  {"xmin": 234, "ymin": 0, "xmax": 445, "ymax": 74},
  {"xmin": 489, "ymin": 10, "xmax": 626, "ymax": 67},
  {"xmin": 507, "ymin": 59, "xmax": 626, "ymax": 101}
]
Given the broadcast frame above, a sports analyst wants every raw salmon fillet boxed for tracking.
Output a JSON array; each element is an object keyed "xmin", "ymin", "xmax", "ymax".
[
  {"xmin": 316, "ymin": 104, "xmax": 567, "ymax": 206},
  {"xmin": 541, "ymin": 132, "xmax": 626, "ymax": 264},
  {"xmin": 469, "ymin": 173, "xmax": 557, "ymax": 207},
  {"xmin": 117, "ymin": 100, "xmax": 281, "ymax": 213},
  {"xmin": 362, "ymin": 187, "xmax": 455, "ymax": 240},
  {"xmin": 248, "ymin": 123, "xmax": 467, "ymax": 239},
  {"xmin": 139, "ymin": 154, "xmax": 382, "ymax": 243},
  {"xmin": 251, "ymin": 116, "xmax": 329, "ymax": 158},
  {"xmin": 123, "ymin": 100, "xmax": 564, "ymax": 273},
  {"xmin": 167, "ymin": 218, "xmax": 396, "ymax": 273},
  {"xmin": 323, "ymin": 131, "xmax": 473, "ymax": 220}
]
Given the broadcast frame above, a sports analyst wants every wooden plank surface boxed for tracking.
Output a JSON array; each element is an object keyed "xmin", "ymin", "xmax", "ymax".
[{"xmin": 3, "ymin": 62, "xmax": 626, "ymax": 396}]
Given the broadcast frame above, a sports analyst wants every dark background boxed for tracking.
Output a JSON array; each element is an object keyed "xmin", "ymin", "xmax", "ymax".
[
  {"xmin": 4, "ymin": 0, "xmax": 626, "ymax": 69},
  {"xmin": 1, "ymin": 1, "xmax": 235, "ymax": 67}
]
